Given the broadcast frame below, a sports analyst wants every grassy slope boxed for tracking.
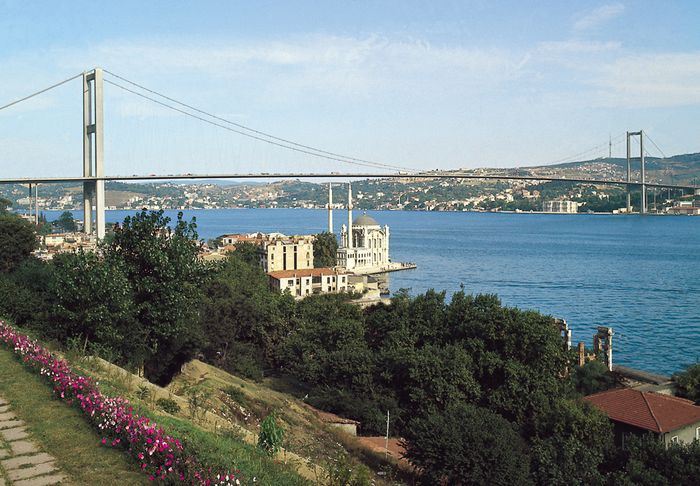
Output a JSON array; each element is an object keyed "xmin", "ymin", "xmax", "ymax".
[{"xmin": 0, "ymin": 348, "xmax": 149, "ymax": 486}]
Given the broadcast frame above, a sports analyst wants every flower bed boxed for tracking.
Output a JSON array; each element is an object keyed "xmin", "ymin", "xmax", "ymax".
[{"xmin": 0, "ymin": 320, "xmax": 238, "ymax": 485}]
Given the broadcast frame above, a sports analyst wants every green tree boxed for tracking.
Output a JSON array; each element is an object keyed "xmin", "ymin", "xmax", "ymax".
[
  {"xmin": 108, "ymin": 210, "xmax": 206, "ymax": 384},
  {"xmin": 54, "ymin": 211, "xmax": 77, "ymax": 232},
  {"xmin": 200, "ymin": 252, "xmax": 294, "ymax": 380},
  {"xmin": 530, "ymin": 399, "xmax": 612, "ymax": 485},
  {"xmin": 403, "ymin": 402, "xmax": 532, "ymax": 486},
  {"xmin": 230, "ymin": 241, "xmax": 260, "ymax": 266},
  {"xmin": 278, "ymin": 294, "xmax": 373, "ymax": 391},
  {"xmin": 0, "ymin": 213, "xmax": 37, "ymax": 273},
  {"xmin": 0, "ymin": 198, "xmax": 12, "ymax": 212},
  {"xmin": 49, "ymin": 251, "xmax": 139, "ymax": 364},
  {"xmin": 313, "ymin": 231, "xmax": 338, "ymax": 268},
  {"xmin": 673, "ymin": 363, "xmax": 700, "ymax": 403},
  {"xmin": 571, "ymin": 360, "xmax": 622, "ymax": 396}
]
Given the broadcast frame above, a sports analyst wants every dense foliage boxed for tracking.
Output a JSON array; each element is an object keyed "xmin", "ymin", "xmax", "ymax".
[
  {"xmin": 312, "ymin": 231, "xmax": 338, "ymax": 267},
  {"xmin": 0, "ymin": 213, "xmax": 37, "ymax": 273},
  {"xmin": 674, "ymin": 363, "xmax": 700, "ymax": 403}
]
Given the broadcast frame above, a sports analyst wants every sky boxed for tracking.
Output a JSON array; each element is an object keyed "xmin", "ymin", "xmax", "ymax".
[{"xmin": 1, "ymin": 0, "xmax": 700, "ymax": 177}]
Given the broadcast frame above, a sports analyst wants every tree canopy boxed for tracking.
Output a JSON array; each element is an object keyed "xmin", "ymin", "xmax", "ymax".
[
  {"xmin": 313, "ymin": 231, "xmax": 338, "ymax": 267},
  {"xmin": 54, "ymin": 211, "xmax": 77, "ymax": 232},
  {"xmin": 0, "ymin": 213, "xmax": 37, "ymax": 273}
]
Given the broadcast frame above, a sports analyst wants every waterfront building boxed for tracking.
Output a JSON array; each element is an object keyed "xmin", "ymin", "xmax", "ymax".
[
  {"xmin": 334, "ymin": 183, "xmax": 391, "ymax": 273},
  {"xmin": 542, "ymin": 200, "xmax": 579, "ymax": 213},
  {"xmin": 585, "ymin": 388, "xmax": 700, "ymax": 447},
  {"xmin": 267, "ymin": 267, "xmax": 349, "ymax": 298},
  {"xmin": 220, "ymin": 232, "xmax": 313, "ymax": 272},
  {"xmin": 667, "ymin": 200, "xmax": 700, "ymax": 215}
]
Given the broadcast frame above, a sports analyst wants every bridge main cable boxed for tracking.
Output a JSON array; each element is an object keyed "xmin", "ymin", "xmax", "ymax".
[
  {"xmin": 0, "ymin": 73, "xmax": 83, "ymax": 112},
  {"xmin": 102, "ymin": 70, "xmax": 412, "ymax": 173}
]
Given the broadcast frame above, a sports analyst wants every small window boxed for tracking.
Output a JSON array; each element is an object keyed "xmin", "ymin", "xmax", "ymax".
[
  {"xmin": 670, "ymin": 436, "xmax": 680, "ymax": 445},
  {"xmin": 696, "ymin": 427, "xmax": 700, "ymax": 440}
]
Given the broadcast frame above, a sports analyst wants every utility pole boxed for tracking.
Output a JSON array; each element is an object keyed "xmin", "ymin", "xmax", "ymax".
[
  {"xmin": 385, "ymin": 411, "xmax": 390, "ymax": 461},
  {"xmin": 609, "ymin": 133, "xmax": 612, "ymax": 159}
]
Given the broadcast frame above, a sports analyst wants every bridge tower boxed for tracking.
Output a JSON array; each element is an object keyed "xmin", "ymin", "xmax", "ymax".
[
  {"xmin": 82, "ymin": 68, "xmax": 106, "ymax": 239},
  {"xmin": 626, "ymin": 131, "xmax": 646, "ymax": 214}
]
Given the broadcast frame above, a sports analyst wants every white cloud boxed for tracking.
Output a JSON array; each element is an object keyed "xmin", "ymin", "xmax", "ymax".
[
  {"xmin": 573, "ymin": 3, "xmax": 625, "ymax": 31},
  {"xmin": 537, "ymin": 40, "xmax": 621, "ymax": 54},
  {"xmin": 594, "ymin": 52, "xmax": 700, "ymax": 108}
]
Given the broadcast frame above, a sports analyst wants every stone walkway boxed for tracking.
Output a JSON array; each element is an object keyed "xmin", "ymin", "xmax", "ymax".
[{"xmin": 0, "ymin": 396, "xmax": 66, "ymax": 486}]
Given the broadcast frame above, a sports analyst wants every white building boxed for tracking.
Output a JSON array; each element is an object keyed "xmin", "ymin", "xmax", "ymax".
[
  {"xmin": 220, "ymin": 232, "xmax": 313, "ymax": 272},
  {"xmin": 267, "ymin": 267, "xmax": 350, "ymax": 299},
  {"xmin": 543, "ymin": 200, "xmax": 579, "ymax": 213},
  {"xmin": 333, "ymin": 183, "xmax": 391, "ymax": 273}
]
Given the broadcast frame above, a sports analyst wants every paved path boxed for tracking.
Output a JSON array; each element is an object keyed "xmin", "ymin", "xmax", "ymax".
[{"xmin": 0, "ymin": 396, "xmax": 66, "ymax": 486}]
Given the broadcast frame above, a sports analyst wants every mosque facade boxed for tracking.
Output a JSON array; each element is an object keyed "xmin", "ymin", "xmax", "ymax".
[{"xmin": 330, "ymin": 183, "xmax": 391, "ymax": 273}]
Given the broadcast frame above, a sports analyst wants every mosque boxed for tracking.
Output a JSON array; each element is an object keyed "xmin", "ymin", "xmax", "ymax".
[{"xmin": 328, "ymin": 183, "xmax": 392, "ymax": 274}]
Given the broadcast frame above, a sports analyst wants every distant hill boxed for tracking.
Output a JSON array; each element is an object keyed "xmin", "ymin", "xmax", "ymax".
[{"xmin": 527, "ymin": 152, "xmax": 700, "ymax": 184}]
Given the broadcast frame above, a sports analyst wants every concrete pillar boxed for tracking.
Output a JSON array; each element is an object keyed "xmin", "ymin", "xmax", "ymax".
[
  {"xmin": 82, "ymin": 68, "xmax": 106, "ymax": 239},
  {"xmin": 626, "ymin": 132, "xmax": 631, "ymax": 213},
  {"xmin": 82, "ymin": 72, "xmax": 93, "ymax": 234},
  {"xmin": 34, "ymin": 184, "xmax": 39, "ymax": 225},
  {"xmin": 640, "ymin": 131, "xmax": 646, "ymax": 215}
]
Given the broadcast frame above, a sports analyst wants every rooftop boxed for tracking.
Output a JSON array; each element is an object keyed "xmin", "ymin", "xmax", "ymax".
[
  {"xmin": 267, "ymin": 267, "xmax": 348, "ymax": 279},
  {"xmin": 353, "ymin": 213, "xmax": 379, "ymax": 226},
  {"xmin": 584, "ymin": 388, "xmax": 700, "ymax": 433}
]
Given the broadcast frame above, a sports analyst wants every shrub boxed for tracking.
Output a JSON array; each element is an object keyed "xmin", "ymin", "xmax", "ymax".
[
  {"xmin": 403, "ymin": 402, "xmax": 532, "ymax": 486},
  {"xmin": 258, "ymin": 411, "xmax": 285, "ymax": 457},
  {"xmin": 156, "ymin": 398, "xmax": 181, "ymax": 415}
]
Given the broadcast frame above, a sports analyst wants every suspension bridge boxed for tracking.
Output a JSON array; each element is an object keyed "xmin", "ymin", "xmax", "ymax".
[{"xmin": 1, "ymin": 68, "xmax": 696, "ymax": 239}]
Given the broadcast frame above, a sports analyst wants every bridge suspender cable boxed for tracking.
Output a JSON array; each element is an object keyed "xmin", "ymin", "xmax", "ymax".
[
  {"xmin": 102, "ymin": 70, "xmax": 413, "ymax": 173},
  {"xmin": 0, "ymin": 73, "xmax": 83, "ymax": 112}
]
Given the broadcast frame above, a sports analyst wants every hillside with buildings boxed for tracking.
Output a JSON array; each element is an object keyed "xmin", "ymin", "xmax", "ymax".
[{"xmin": 1, "ymin": 153, "xmax": 698, "ymax": 215}]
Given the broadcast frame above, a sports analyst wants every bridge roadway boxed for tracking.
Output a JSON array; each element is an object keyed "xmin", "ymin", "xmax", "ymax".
[{"xmin": 0, "ymin": 172, "xmax": 694, "ymax": 191}]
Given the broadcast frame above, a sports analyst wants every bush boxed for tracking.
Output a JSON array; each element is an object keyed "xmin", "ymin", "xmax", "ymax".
[
  {"xmin": 258, "ymin": 411, "xmax": 285, "ymax": 457},
  {"xmin": 673, "ymin": 363, "xmax": 700, "ymax": 403},
  {"xmin": 156, "ymin": 398, "xmax": 182, "ymax": 415},
  {"xmin": 571, "ymin": 360, "xmax": 622, "ymax": 396},
  {"xmin": 403, "ymin": 402, "xmax": 532, "ymax": 486}
]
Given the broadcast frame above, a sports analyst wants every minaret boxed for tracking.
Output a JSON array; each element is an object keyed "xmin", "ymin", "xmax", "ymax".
[
  {"xmin": 327, "ymin": 182, "xmax": 333, "ymax": 234},
  {"xmin": 347, "ymin": 183, "xmax": 353, "ymax": 249}
]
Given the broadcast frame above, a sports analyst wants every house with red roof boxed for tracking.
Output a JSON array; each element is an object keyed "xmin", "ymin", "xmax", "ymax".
[{"xmin": 585, "ymin": 388, "xmax": 700, "ymax": 447}]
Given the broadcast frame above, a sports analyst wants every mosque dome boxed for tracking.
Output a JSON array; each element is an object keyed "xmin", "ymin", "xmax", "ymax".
[{"xmin": 353, "ymin": 213, "xmax": 379, "ymax": 226}]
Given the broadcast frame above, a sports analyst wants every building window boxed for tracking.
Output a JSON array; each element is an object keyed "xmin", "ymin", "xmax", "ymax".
[
  {"xmin": 670, "ymin": 436, "xmax": 680, "ymax": 445},
  {"xmin": 696, "ymin": 427, "xmax": 700, "ymax": 440}
]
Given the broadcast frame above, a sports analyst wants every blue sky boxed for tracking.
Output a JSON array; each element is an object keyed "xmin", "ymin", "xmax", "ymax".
[{"xmin": 1, "ymin": 1, "xmax": 700, "ymax": 177}]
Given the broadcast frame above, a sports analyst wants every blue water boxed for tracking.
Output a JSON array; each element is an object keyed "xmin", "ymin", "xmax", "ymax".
[{"xmin": 45, "ymin": 209, "xmax": 700, "ymax": 375}]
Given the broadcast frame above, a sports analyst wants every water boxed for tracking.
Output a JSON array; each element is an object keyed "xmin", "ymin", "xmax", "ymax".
[{"xmin": 44, "ymin": 208, "xmax": 700, "ymax": 375}]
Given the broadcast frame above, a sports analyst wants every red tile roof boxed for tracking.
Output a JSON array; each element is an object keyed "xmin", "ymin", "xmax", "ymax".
[
  {"xmin": 584, "ymin": 388, "xmax": 700, "ymax": 433},
  {"xmin": 267, "ymin": 268, "xmax": 347, "ymax": 279},
  {"xmin": 303, "ymin": 404, "xmax": 360, "ymax": 425}
]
